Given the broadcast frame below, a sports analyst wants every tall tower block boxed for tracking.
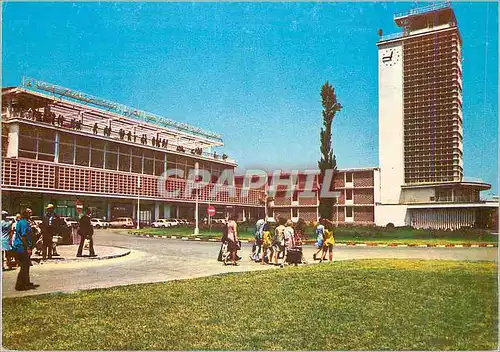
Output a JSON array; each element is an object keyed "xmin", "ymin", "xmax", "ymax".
[{"xmin": 377, "ymin": 2, "xmax": 463, "ymax": 205}]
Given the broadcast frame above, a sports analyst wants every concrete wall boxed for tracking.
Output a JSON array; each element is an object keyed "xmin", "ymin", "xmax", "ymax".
[
  {"xmin": 401, "ymin": 187, "xmax": 435, "ymax": 204},
  {"xmin": 6, "ymin": 123, "xmax": 19, "ymax": 158},
  {"xmin": 373, "ymin": 169, "xmax": 381, "ymax": 204},
  {"xmin": 378, "ymin": 41, "xmax": 404, "ymax": 204},
  {"xmin": 375, "ymin": 204, "xmax": 409, "ymax": 227}
]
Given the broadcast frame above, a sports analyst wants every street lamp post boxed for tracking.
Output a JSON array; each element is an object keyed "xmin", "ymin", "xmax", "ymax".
[
  {"xmin": 194, "ymin": 162, "xmax": 199, "ymax": 236},
  {"xmin": 331, "ymin": 191, "xmax": 341, "ymax": 228},
  {"xmin": 336, "ymin": 198, "xmax": 339, "ymax": 227},
  {"xmin": 137, "ymin": 176, "xmax": 141, "ymax": 230}
]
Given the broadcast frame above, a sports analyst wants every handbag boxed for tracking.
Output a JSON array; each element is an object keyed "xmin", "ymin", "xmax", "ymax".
[{"xmin": 84, "ymin": 238, "xmax": 90, "ymax": 250}]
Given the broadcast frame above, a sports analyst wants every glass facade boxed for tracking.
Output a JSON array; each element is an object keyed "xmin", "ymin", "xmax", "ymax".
[{"xmin": 14, "ymin": 125, "xmax": 232, "ymax": 179}]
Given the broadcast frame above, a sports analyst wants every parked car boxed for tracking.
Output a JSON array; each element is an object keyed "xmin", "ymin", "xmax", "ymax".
[
  {"xmin": 61, "ymin": 217, "xmax": 79, "ymax": 228},
  {"xmin": 90, "ymin": 218, "xmax": 109, "ymax": 229},
  {"xmin": 167, "ymin": 218, "xmax": 179, "ymax": 227},
  {"xmin": 151, "ymin": 219, "xmax": 171, "ymax": 228},
  {"xmin": 5, "ymin": 215, "xmax": 16, "ymax": 223},
  {"xmin": 175, "ymin": 218, "xmax": 188, "ymax": 225},
  {"xmin": 30, "ymin": 215, "xmax": 43, "ymax": 227},
  {"xmin": 109, "ymin": 217, "xmax": 135, "ymax": 228}
]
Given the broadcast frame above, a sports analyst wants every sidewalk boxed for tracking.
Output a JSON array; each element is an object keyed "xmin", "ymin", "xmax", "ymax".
[{"xmin": 30, "ymin": 245, "xmax": 131, "ymax": 263}]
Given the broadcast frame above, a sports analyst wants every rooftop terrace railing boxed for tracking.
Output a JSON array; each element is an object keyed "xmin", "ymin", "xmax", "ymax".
[
  {"xmin": 379, "ymin": 32, "xmax": 404, "ymax": 42},
  {"xmin": 2, "ymin": 109, "xmax": 236, "ymax": 164},
  {"xmin": 21, "ymin": 76, "xmax": 223, "ymax": 143},
  {"xmin": 394, "ymin": 2, "xmax": 451, "ymax": 19}
]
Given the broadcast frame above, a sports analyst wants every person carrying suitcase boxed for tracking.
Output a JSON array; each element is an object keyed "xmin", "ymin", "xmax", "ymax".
[{"xmin": 282, "ymin": 220, "xmax": 296, "ymax": 267}]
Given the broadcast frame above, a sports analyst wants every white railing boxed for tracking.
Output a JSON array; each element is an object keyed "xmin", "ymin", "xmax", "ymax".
[
  {"xmin": 379, "ymin": 32, "xmax": 404, "ymax": 42},
  {"xmin": 394, "ymin": 2, "xmax": 451, "ymax": 19}
]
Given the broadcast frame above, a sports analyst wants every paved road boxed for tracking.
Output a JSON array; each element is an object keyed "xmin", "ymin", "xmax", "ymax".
[{"xmin": 2, "ymin": 229, "xmax": 497, "ymax": 298}]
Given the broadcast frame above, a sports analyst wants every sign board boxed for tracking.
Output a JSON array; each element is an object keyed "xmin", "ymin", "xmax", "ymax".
[
  {"xmin": 207, "ymin": 206, "xmax": 216, "ymax": 217},
  {"xmin": 75, "ymin": 199, "xmax": 84, "ymax": 214}
]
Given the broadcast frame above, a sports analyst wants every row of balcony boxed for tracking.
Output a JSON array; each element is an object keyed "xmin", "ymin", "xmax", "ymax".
[
  {"xmin": 404, "ymin": 84, "xmax": 461, "ymax": 93},
  {"xmin": 405, "ymin": 158, "xmax": 461, "ymax": 163},
  {"xmin": 403, "ymin": 50, "xmax": 461, "ymax": 61},
  {"xmin": 404, "ymin": 99, "xmax": 461, "ymax": 109},
  {"xmin": 405, "ymin": 175, "xmax": 462, "ymax": 181},
  {"xmin": 404, "ymin": 71, "xmax": 461, "ymax": 81},
  {"xmin": 404, "ymin": 38, "xmax": 459, "ymax": 50},
  {"xmin": 404, "ymin": 60, "xmax": 461, "ymax": 70},
  {"xmin": 404, "ymin": 88, "xmax": 462, "ymax": 97},
  {"xmin": 405, "ymin": 113, "xmax": 461, "ymax": 118},
  {"xmin": 404, "ymin": 131, "xmax": 462, "ymax": 138},
  {"xmin": 404, "ymin": 123, "xmax": 461, "ymax": 130},
  {"xmin": 404, "ymin": 110, "xmax": 462, "ymax": 117},
  {"xmin": 404, "ymin": 153, "xmax": 462, "ymax": 159},
  {"xmin": 404, "ymin": 124, "xmax": 462, "ymax": 131},
  {"xmin": 404, "ymin": 83, "xmax": 463, "ymax": 93},
  {"xmin": 404, "ymin": 55, "xmax": 461, "ymax": 66},
  {"xmin": 405, "ymin": 137, "xmax": 462, "ymax": 144},
  {"xmin": 404, "ymin": 161, "xmax": 462, "ymax": 168},
  {"xmin": 404, "ymin": 150, "xmax": 462, "ymax": 157},
  {"xmin": 405, "ymin": 69, "xmax": 462, "ymax": 78},
  {"xmin": 404, "ymin": 79, "xmax": 462, "ymax": 90},
  {"xmin": 404, "ymin": 145, "xmax": 461, "ymax": 152},
  {"xmin": 404, "ymin": 166, "xmax": 462, "ymax": 173}
]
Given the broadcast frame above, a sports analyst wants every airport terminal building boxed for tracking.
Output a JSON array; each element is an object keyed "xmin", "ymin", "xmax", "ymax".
[{"xmin": 1, "ymin": 78, "xmax": 265, "ymax": 223}]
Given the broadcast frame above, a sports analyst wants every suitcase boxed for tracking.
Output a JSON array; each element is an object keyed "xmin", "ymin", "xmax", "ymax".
[{"xmin": 285, "ymin": 247, "xmax": 302, "ymax": 264}]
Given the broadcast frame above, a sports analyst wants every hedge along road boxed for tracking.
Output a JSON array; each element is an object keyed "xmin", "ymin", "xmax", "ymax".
[{"xmin": 2, "ymin": 229, "xmax": 497, "ymax": 298}]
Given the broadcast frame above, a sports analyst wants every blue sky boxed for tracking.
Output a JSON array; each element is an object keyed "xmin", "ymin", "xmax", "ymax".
[{"xmin": 2, "ymin": 1, "xmax": 498, "ymax": 196}]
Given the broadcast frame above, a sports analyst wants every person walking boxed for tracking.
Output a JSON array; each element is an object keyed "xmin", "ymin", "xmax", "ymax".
[
  {"xmin": 272, "ymin": 218, "xmax": 286, "ymax": 266},
  {"xmin": 320, "ymin": 219, "xmax": 335, "ymax": 263},
  {"xmin": 41, "ymin": 204, "xmax": 61, "ymax": 260},
  {"xmin": 260, "ymin": 223, "xmax": 272, "ymax": 264},
  {"xmin": 77, "ymin": 208, "xmax": 96, "ymax": 257},
  {"xmin": 2, "ymin": 211, "xmax": 15, "ymax": 270},
  {"xmin": 251, "ymin": 218, "xmax": 265, "ymax": 261},
  {"xmin": 293, "ymin": 218, "xmax": 307, "ymax": 264},
  {"xmin": 282, "ymin": 220, "xmax": 295, "ymax": 267},
  {"xmin": 11, "ymin": 208, "xmax": 38, "ymax": 291},
  {"xmin": 313, "ymin": 219, "xmax": 325, "ymax": 261},
  {"xmin": 226, "ymin": 217, "xmax": 239, "ymax": 266}
]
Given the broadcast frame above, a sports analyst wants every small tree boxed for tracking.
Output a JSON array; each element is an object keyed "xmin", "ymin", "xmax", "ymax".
[{"xmin": 318, "ymin": 82, "xmax": 342, "ymax": 220}]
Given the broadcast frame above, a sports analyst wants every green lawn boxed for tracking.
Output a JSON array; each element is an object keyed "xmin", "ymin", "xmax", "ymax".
[
  {"xmin": 2, "ymin": 259, "xmax": 497, "ymax": 350},
  {"xmin": 131, "ymin": 225, "xmax": 498, "ymax": 245}
]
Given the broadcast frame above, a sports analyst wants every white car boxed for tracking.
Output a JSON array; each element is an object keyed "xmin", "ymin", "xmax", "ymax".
[
  {"xmin": 167, "ymin": 219, "xmax": 179, "ymax": 227},
  {"xmin": 61, "ymin": 217, "xmax": 79, "ymax": 228},
  {"xmin": 30, "ymin": 215, "xmax": 44, "ymax": 227},
  {"xmin": 175, "ymin": 218, "xmax": 187, "ymax": 225},
  {"xmin": 151, "ymin": 219, "xmax": 172, "ymax": 228},
  {"xmin": 90, "ymin": 218, "xmax": 109, "ymax": 229},
  {"xmin": 109, "ymin": 217, "xmax": 135, "ymax": 228}
]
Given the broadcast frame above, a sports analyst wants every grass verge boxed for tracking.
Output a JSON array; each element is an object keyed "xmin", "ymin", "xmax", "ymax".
[
  {"xmin": 130, "ymin": 226, "xmax": 498, "ymax": 245},
  {"xmin": 2, "ymin": 259, "xmax": 498, "ymax": 350}
]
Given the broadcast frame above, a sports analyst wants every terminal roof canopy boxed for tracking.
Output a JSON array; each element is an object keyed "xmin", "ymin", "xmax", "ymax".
[{"xmin": 2, "ymin": 77, "xmax": 224, "ymax": 151}]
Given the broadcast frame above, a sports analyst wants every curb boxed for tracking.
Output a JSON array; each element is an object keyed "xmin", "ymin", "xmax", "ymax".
[
  {"xmin": 128, "ymin": 232, "xmax": 497, "ymax": 248},
  {"xmin": 31, "ymin": 249, "xmax": 131, "ymax": 264}
]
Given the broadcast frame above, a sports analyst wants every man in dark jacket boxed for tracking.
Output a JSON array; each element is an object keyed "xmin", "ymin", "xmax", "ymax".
[
  {"xmin": 41, "ymin": 204, "xmax": 61, "ymax": 260},
  {"xmin": 77, "ymin": 208, "xmax": 96, "ymax": 257}
]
